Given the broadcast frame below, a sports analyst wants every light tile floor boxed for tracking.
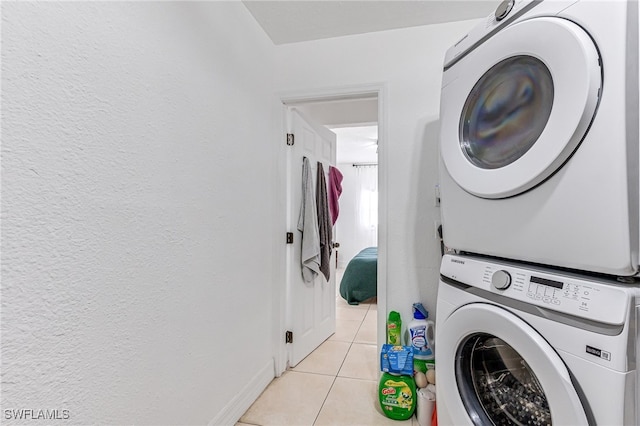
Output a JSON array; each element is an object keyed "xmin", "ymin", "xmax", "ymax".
[{"xmin": 238, "ymin": 271, "xmax": 419, "ymax": 426}]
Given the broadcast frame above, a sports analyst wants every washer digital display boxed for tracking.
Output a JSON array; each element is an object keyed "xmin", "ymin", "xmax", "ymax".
[{"xmin": 530, "ymin": 276, "xmax": 564, "ymax": 289}]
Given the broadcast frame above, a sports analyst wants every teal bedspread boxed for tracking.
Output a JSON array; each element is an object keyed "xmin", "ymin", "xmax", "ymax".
[{"xmin": 339, "ymin": 247, "xmax": 377, "ymax": 305}]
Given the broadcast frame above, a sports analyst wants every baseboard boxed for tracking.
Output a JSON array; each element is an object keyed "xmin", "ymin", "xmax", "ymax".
[{"xmin": 208, "ymin": 359, "xmax": 274, "ymax": 426}]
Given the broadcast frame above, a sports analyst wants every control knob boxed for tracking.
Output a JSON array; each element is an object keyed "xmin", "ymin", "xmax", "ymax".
[
  {"xmin": 492, "ymin": 270, "xmax": 512, "ymax": 290},
  {"xmin": 495, "ymin": 0, "xmax": 514, "ymax": 21}
]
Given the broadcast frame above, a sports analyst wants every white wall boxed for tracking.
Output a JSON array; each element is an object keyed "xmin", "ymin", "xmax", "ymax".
[
  {"xmin": 275, "ymin": 20, "xmax": 478, "ymax": 339},
  {"xmin": 2, "ymin": 2, "xmax": 276, "ymax": 424}
]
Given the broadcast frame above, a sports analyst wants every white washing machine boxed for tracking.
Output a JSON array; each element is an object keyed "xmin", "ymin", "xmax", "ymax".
[
  {"xmin": 438, "ymin": 0, "xmax": 640, "ymax": 277},
  {"xmin": 436, "ymin": 254, "xmax": 639, "ymax": 425}
]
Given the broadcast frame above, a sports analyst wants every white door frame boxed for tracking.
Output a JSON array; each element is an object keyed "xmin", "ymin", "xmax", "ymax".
[{"xmin": 271, "ymin": 83, "xmax": 388, "ymax": 375}]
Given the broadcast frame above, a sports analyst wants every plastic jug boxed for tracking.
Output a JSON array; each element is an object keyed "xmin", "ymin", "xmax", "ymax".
[
  {"xmin": 378, "ymin": 372, "xmax": 416, "ymax": 420},
  {"xmin": 408, "ymin": 305, "xmax": 435, "ymax": 373}
]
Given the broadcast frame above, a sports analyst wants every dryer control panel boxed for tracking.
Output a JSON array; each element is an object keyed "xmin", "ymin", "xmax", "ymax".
[
  {"xmin": 441, "ymin": 254, "xmax": 630, "ymax": 325},
  {"xmin": 443, "ymin": 0, "xmax": 582, "ymax": 70}
]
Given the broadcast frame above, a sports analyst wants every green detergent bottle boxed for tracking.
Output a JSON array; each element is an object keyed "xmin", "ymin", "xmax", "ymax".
[
  {"xmin": 378, "ymin": 372, "xmax": 416, "ymax": 420},
  {"xmin": 386, "ymin": 311, "xmax": 402, "ymax": 345}
]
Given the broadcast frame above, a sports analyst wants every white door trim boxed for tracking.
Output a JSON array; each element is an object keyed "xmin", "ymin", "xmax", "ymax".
[{"xmin": 271, "ymin": 83, "xmax": 388, "ymax": 375}]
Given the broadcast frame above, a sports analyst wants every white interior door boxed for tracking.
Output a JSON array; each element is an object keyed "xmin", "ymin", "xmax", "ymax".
[{"xmin": 286, "ymin": 108, "xmax": 337, "ymax": 367}]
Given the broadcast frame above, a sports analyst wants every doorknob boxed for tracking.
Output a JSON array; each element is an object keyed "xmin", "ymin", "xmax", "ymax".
[{"xmin": 332, "ymin": 242, "xmax": 340, "ymax": 248}]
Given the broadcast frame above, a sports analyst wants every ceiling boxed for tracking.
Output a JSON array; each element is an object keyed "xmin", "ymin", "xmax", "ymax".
[
  {"xmin": 242, "ymin": 1, "xmax": 500, "ymax": 45},
  {"xmin": 332, "ymin": 125, "xmax": 379, "ymax": 164}
]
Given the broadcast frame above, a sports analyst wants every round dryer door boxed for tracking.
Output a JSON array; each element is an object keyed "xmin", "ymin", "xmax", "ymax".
[
  {"xmin": 437, "ymin": 303, "xmax": 590, "ymax": 425},
  {"xmin": 440, "ymin": 17, "xmax": 601, "ymax": 199}
]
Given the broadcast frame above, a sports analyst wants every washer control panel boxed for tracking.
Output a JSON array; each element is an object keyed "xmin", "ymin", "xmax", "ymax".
[{"xmin": 443, "ymin": 255, "xmax": 629, "ymax": 325}]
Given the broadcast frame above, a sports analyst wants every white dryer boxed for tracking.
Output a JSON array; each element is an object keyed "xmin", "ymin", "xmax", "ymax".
[
  {"xmin": 436, "ymin": 254, "xmax": 639, "ymax": 426},
  {"xmin": 438, "ymin": 0, "xmax": 640, "ymax": 277}
]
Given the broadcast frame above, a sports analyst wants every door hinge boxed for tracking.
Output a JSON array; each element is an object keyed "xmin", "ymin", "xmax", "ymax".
[
  {"xmin": 286, "ymin": 232, "xmax": 294, "ymax": 244},
  {"xmin": 285, "ymin": 330, "xmax": 293, "ymax": 343},
  {"xmin": 286, "ymin": 133, "xmax": 294, "ymax": 146}
]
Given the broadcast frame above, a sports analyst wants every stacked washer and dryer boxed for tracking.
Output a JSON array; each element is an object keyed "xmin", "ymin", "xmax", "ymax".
[{"xmin": 435, "ymin": 0, "xmax": 640, "ymax": 425}]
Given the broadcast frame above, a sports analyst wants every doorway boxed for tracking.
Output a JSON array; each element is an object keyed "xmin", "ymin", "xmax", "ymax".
[
  {"xmin": 328, "ymin": 125, "xmax": 378, "ymax": 271},
  {"xmin": 275, "ymin": 86, "xmax": 386, "ymax": 375}
]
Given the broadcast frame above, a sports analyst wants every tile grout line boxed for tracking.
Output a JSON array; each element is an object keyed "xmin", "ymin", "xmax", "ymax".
[
  {"xmin": 312, "ymin": 300, "xmax": 369, "ymax": 426},
  {"xmin": 310, "ymin": 278, "xmax": 376, "ymax": 426},
  {"xmin": 312, "ymin": 368, "xmax": 341, "ymax": 425}
]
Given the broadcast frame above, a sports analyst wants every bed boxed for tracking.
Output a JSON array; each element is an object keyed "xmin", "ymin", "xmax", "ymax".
[{"xmin": 339, "ymin": 247, "xmax": 377, "ymax": 305}]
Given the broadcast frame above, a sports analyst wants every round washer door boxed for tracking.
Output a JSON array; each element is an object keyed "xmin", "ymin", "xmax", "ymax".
[
  {"xmin": 440, "ymin": 17, "xmax": 601, "ymax": 199},
  {"xmin": 437, "ymin": 303, "xmax": 589, "ymax": 425}
]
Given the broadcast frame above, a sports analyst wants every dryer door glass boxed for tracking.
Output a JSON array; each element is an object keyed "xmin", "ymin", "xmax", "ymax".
[
  {"xmin": 460, "ymin": 56, "xmax": 554, "ymax": 170},
  {"xmin": 456, "ymin": 333, "xmax": 551, "ymax": 426}
]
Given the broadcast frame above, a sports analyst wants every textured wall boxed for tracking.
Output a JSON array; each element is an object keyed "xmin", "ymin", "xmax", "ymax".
[
  {"xmin": 2, "ymin": 2, "xmax": 275, "ymax": 423},
  {"xmin": 2, "ymin": 1, "xmax": 482, "ymax": 421}
]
